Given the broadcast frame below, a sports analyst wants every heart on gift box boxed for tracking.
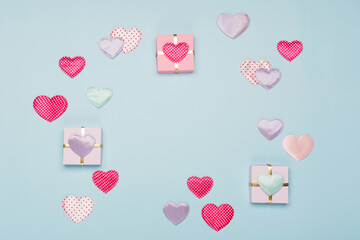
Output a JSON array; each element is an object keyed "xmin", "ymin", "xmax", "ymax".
[
  {"xmin": 33, "ymin": 95, "xmax": 68, "ymax": 122},
  {"xmin": 216, "ymin": 13, "xmax": 250, "ymax": 39},
  {"xmin": 86, "ymin": 87, "xmax": 113, "ymax": 108},
  {"xmin": 163, "ymin": 202, "xmax": 190, "ymax": 225},
  {"xmin": 202, "ymin": 204, "xmax": 234, "ymax": 231},
  {"xmin": 282, "ymin": 135, "xmax": 314, "ymax": 161},
  {"xmin": 257, "ymin": 118, "xmax": 284, "ymax": 140},
  {"xmin": 240, "ymin": 60, "xmax": 271, "ymax": 85},
  {"xmin": 187, "ymin": 176, "xmax": 213, "ymax": 199},
  {"xmin": 68, "ymin": 135, "xmax": 96, "ymax": 158},
  {"xmin": 92, "ymin": 170, "xmax": 119, "ymax": 193},
  {"xmin": 98, "ymin": 37, "xmax": 124, "ymax": 58},
  {"xmin": 258, "ymin": 173, "xmax": 284, "ymax": 196},
  {"xmin": 59, "ymin": 56, "xmax": 86, "ymax": 78},
  {"xmin": 110, "ymin": 27, "xmax": 142, "ymax": 53},
  {"xmin": 62, "ymin": 196, "xmax": 94, "ymax": 223},
  {"xmin": 162, "ymin": 42, "xmax": 189, "ymax": 63},
  {"xmin": 277, "ymin": 40, "xmax": 303, "ymax": 62},
  {"xmin": 255, "ymin": 68, "xmax": 281, "ymax": 90}
]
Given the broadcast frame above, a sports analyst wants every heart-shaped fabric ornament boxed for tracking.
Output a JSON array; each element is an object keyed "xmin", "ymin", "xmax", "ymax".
[
  {"xmin": 202, "ymin": 204, "xmax": 234, "ymax": 231},
  {"xmin": 257, "ymin": 118, "xmax": 284, "ymax": 140},
  {"xmin": 110, "ymin": 27, "xmax": 142, "ymax": 53},
  {"xmin": 187, "ymin": 176, "xmax": 213, "ymax": 199},
  {"xmin": 92, "ymin": 170, "xmax": 119, "ymax": 193},
  {"xmin": 257, "ymin": 173, "xmax": 284, "ymax": 196},
  {"xmin": 86, "ymin": 87, "xmax": 113, "ymax": 108},
  {"xmin": 162, "ymin": 42, "xmax": 189, "ymax": 63},
  {"xmin": 163, "ymin": 202, "xmax": 190, "ymax": 225},
  {"xmin": 277, "ymin": 40, "xmax": 303, "ymax": 62},
  {"xmin": 216, "ymin": 13, "xmax": 250, "ymax": 39},
  {"xmin": 256, "ymin": 68, "xmax": 281, "ymax": 90},
  {"xmin": 62, "ymin": 196, "xmax": 94, "ymax": 223},
  {"xmin": 98, "ymin": 38, "xmax": 124, "ymax": 58},
  {"xmin": 282, "ymin": 135, "xmax": 314, "ymax": 161},
  {"xmin": 240, "ymin": 60, "xmax": 271, "ymax": 85},
  {"xmin": 68, "ymin": 135, "xmax": 96, "ymax": 158},
  {"xmin": 33, "ymin": 95, "xmax": 68, "ymax": 122},
  {"xmin": 59, "ymin": 56, "xmax": 86, "ymax": 78}
]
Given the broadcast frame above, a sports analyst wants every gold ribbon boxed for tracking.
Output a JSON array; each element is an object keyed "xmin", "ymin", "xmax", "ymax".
[
  {"xmin": 63, "ymin": 126, "xmax": 103, "ymax": 165},
  {"xmin": 249, "ymin": 164, "xmax": 289, "ymax": 204},
  {"xmin": 156, "ymin": 34, "xmax": 194, "ymax": 73}
]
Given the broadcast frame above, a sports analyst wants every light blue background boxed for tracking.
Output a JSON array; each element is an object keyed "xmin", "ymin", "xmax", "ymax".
[{"xmin": 0, "ymin": 0, "xmax": 359, "ymax": 239}]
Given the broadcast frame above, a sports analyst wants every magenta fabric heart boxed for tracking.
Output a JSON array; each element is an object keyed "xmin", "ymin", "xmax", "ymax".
[
  {"xmin": 257, "ymin": 118, "xmax": 284, "ymax": 140},
  {"xmin": 162, "ymin": 42, "xmax": 189, "ymax": 63},
  {"xmin": 59, "ymin": 56, "xmax": 86, "ymax": 78},
  {"xmin": 256, "ymin": 68, "xmax": 281, "ymax": 90},
  {"xmin": 277, "ymin": 40, "xmax": 303, "ymax": 62},
  {"xmin": 98, "ymin": 38, "xmax": 124, "ymax": 58},
  {"xmin": 163, "ymin": 202, "xmax": 190, "ymax": 225},
  {"xmin": 216, "ymin": 13, "xmax": 250, "ymax": 39},
  {"xmin": 68, "ymin": 135, "xmax": 96, "ymax": 158}
]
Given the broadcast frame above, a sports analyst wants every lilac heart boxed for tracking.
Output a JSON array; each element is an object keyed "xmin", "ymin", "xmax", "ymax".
[
  {"xmin": 98, "ymin": 38, "xmax": 124, "ymax": 58},
  {"xmin": 257, "ymin": 118, "xmax": 284, "ymax": 141},
  {"xmin": 256, "ymin": 68, "xmax": 281, "ymax": 90},
  {"xmin": 163, "ymin": 202, "xmax": 189, "ymax": 225},
  {"xmin": 216, "ymin": 13, "xmax": 250, "ymax": 39},
  {"xmin": 68, "ymin": 135, "xmax": 96, "ymax": 157}
]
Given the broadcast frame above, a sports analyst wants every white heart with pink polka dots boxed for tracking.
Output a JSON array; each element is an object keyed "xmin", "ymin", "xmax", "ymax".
[
  {"xmin": 240, "ymin": 60, "xmax": 271, "ymax": 85},
  {"xmin": 110, "ymin": 27, "xmax": 142, "ymax": 53},
  {"xmin": 62, "ymin": 196, "xmax": 94, "ymax": 223}
]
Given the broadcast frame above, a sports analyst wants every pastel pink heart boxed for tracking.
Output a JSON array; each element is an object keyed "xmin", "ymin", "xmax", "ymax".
[
  {"xmin": 282, "ymin": 135, "xmax": 314, "ymax": 161},
  {"xmin": 62, "ymin": 196, "xmax": 94, "ymax": 223},
  {"xmin": 277, "ymin": 40, "xmax": 303, "ymax": 62},
  {"xmin": 240, "ymin": 60, "xmax": 271, "ymax": 85},
  {"xmin": 110, "ymin": 27, "xmax": 142, "ymax": 53}
]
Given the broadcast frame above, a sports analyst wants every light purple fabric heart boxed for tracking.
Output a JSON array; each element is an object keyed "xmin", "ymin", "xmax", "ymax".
[
  {"xmin": 98, "ymin": 38, "xmax": 124, "ymax": 58},
  {"xmin": 216, "ymin": 13, "xmax": 250, "ymax": 39},
  {"xmin": 163, "ymin": 202, "xmax": 190, "ymax": 225},
  {"xmin": 256, "ymin": 68, "xmax": 281, "ymax": 90},
  {"xmin": 257, "ymin": 118, "xmax": 284, "ymax": 141},
  {"xmin": 68, "ymin": 135, "xmax": 96, "ymax": 157}
]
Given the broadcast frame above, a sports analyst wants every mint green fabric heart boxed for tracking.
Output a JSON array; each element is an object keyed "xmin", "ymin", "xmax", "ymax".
[
  {"xmin": 257, "ymin": 173, "xmax": 284, "ymax": 196},
  {"xmin": 86, "ymin": 87, "xmax": 112, "ymax": 108}
]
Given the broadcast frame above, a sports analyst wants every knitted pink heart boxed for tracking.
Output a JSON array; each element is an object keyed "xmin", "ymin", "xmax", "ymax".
[
  {"xmin": 187, "ymin": 176, "xmax": 213, "ymax": 198},
  {"xmin": 59, "ymin": 56, "xmax": 86, "ymax": 78},
  {"xmin": 202, "ymin": 204, "xmax": 234, "ymax": 231},
  {"xmin": 240, "ymin": 60, "xmax": 271, "ymax": 85},
  {"xmin": 33, "ymin": 95, "xmax": 68, "ymax": 122},
  {"xmin": 92, "ymin": 170, "xmax": 119, "ymax": 193},
  {"xmin": 162, "ymin": 42, "xmax": 189, "ymax": 63},
  {"xmin": 62, "ymin": 196, "xmax": 94, "ymax": 223},
  {"xmin": 277, "ymin": 40, "xmax": 303, "ymax": 62},
  {"xmin": 282, "ymin": 135, "xmax": 314, "ymax": 161}
]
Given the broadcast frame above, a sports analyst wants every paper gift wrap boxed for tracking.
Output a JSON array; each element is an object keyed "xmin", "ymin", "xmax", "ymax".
[
  {"xmin": 63, "ymin": 127, "xmax": 102, "ymax": 165},
  {"xmin": 156, "ymin": 34, "xmax": 194, "ymax": 73},
  {"xmin": 249, "ymin": 164, "xmax": 289, "ymax": 204}
]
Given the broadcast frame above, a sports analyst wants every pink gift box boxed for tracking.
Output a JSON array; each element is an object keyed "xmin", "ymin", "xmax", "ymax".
[
  {"xmin": 63, "ymin": 127, "xmax": 102, "ymax": 165},
  {"xmin": 156, "ymin": 34, "xmax": 194, "ymax": 73},
  {"xmin": 249, "ymin": 164, "xmax": 289, "ymax": 204}
]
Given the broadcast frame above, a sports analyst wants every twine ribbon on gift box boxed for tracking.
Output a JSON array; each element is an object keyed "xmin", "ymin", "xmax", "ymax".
[
  {"xmin": 156, "ymin": 34, "xmax": 194, "ymax": 73},
  {"xmin": 63, "ymin": 126, "xmax": 102, "ymax": 165},
  {"xmin": 249, "ymin": 164, "xmax": 288, "ymax": 204}
]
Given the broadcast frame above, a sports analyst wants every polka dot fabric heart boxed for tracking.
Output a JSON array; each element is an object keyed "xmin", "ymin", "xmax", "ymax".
[
  {"xmin": 201, "ymin": 204, "xmax": 234, "ymax": 231},
  {"xmin": 62, "ymin": 196, "xmax": 94, "ymax": 223},
  {"xmin": 59, "ymin": 56, "xmax": 86, "ymax": 78},
  {"xmin": 187, "ymin": 176, "xmax": 213, "ymax": 199},
  {"xmin": 277, "ymin": 40, "xmax": 303, "ymax": 62},
  {"xmin": 240, "ymin": 60, "xmax": 271, "ymax": 85},
  {"xmin": 33, "ymin": 95, "xmax": 68, "ymax": 122},
  {"xmin": 110, "ymin": 27, "xmax": 142, "ymax": 53},
  {"xmin": 92, "ymin": 170, "xmax": 119, "ymax": 193},
  {"xmin": 162, "ymin": 42, "xmax": 189, "ymax": 63}
]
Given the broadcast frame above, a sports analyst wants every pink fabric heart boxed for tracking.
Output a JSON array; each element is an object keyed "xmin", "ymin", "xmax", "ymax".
[
  {"xmin": 110, "ymin": 27, "xmax": 142, "ymax": 53},
  {"xmin": 62, "ymin": 196, "xmax": 94, "ymax": 223},
  {"xmin": 277, "ymin": 40, "xmax": 303, "ymax": 62},
  {"xmin": 33, "ymin": 95, "xmax": 68, "ymax": 122},
  {"xmin": 187, "ymin": 176, "xmax": 213, "ymax": 198},
  {"xmin": 202, "ymin": 204, "xmax": 234, "ymax": 231},
  {"xmin": 162, "ymin": 42, "xmax": 189, "ymax": 63},
  {"xmin": 92, "ymin": 170, "xmax": 119, "ymax": 193},
  {"xmin": 240, "ymin": 60, "xmax": 271, "ymax": 85},
  {"xmin": 59, "ymin": 56, "xmax": 86, "ymax": 78},
  {"xmin": 282, "ymin": 135, "xmax": 314, "ymax": 161}
]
